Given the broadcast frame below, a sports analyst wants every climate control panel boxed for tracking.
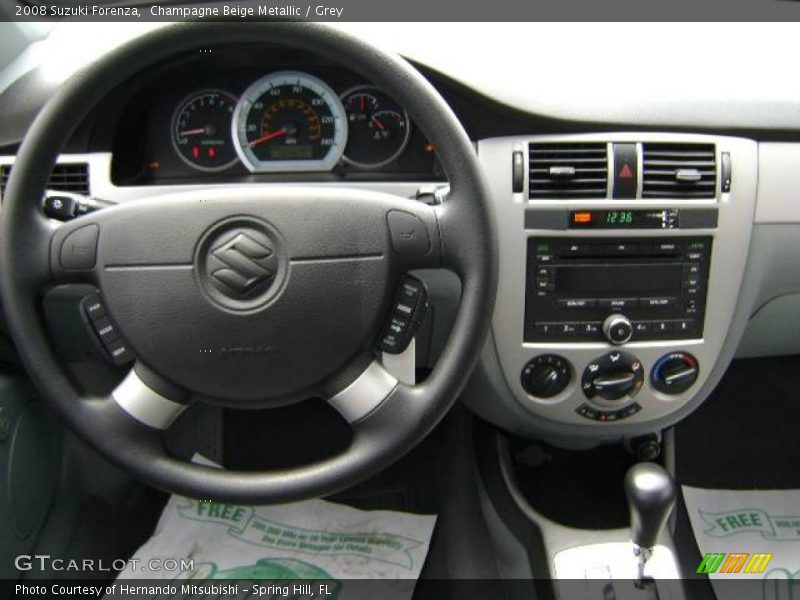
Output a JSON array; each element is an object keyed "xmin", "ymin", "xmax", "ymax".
[{"xmin": 520, "ymin": 350, "xmax": 701, "ymax": 423}]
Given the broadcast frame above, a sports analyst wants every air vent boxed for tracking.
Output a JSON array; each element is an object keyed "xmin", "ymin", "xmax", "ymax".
[
  {"xmin": 0, "ymin": 162, "xmax": 90, "ymax": 200},
  {"xmin": 642, "ymin": 143, "xmax": 716, "ymax": 199},
  {"xmin": 529, "ymin": 142, "xmax": 608, "ymax": 199}
]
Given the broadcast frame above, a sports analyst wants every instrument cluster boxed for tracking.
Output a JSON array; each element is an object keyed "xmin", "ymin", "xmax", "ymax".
[{"xmin": 119, "ymin": 64, "xmax": 439, "ymax": 185}]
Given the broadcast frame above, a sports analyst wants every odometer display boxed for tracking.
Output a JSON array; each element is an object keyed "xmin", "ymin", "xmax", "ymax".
[{"xmin": 232, "ymin": 71, "xmax": 347, "ymax": 173}]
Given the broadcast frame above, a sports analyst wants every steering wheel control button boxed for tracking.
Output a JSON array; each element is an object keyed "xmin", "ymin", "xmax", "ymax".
[
  {"xmin": 92, "ymin": 317, "xmax": 120, "ymax": 345},
  {"xmin": 81, "ymin": 293, "xmax": 107, "ymax": 322},
  {"xmin": 81, "ymin": 292, "xmax": 135, "ymax": 366},
  {"xmin": 582, "ymin": 351, "xmax": 644, "ymax": 401},
  {"xmin": 520, "ymin": 354, "xmax": 571, "ymax": 398},
  {"xmin": 59, "ymin": 223, "xmax": 99, "ymax": 270},
  {"xmin": 44, "ymin": 195, "xmax": 77, "ymax": 220},
  {"xmin": 196, "ymin": 218, "xmax": 287, "ymax": 312},
  {"xmin": 603, "ymin": 314, "xmax": 633, "ymax": 345},
  {"xmin": 651, "ymin": 351, "xmax": 699, "ymax": 394},
  {"xmin": 387, "ymin": 210, "xmax": 430, "ymax": 256},
  {"xmin": 379, "ymin": 276, "xmax": 428, "ymax": 354}
]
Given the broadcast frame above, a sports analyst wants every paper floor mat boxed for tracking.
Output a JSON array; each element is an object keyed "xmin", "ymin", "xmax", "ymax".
[
  {"xmin": 683, "ymin": 486, "xmax": 800, "ymax": 599},
  {"xmin": 110, "ymin": 458, "xmax": 436, "ymax": 600}
]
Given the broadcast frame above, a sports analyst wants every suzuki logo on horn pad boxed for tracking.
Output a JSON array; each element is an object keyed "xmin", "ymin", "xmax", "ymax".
[
  {"xmin": 198, "ymin": 220, "xmax": 286, "ymax": 311},
  {"xmin": 211, "ymin": 232, "xmax": 274, "ymax": 295}
]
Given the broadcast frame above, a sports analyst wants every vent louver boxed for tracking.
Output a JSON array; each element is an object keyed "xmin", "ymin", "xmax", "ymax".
[
  {"xmin": 0, "ymin": 162, "xmax": 90, "ymax": 200},
  {"xmin": 642, "ymin": 143, "xmax": 716, "ymax": 199},
  {"xmin": 528, "ymin": 142, "xmax": 608, "ymax": 199}
]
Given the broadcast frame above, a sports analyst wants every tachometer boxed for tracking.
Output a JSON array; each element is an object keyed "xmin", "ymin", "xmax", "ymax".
[
  {"xmin": 232, "ymin": 71, "xmax": 347, "ymax": 173},
  {"xmin": 341, "ymin": 85, "xmax": 411, "ymax": 169},
  {"xmin": 171, "ymin": 90, "xmax": 238, "ymax": 172}
]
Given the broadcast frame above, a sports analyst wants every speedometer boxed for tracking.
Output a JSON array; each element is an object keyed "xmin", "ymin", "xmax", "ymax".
[{"xmin": 232, "ymin": 71, "xmax": 347, "ymax": 173}]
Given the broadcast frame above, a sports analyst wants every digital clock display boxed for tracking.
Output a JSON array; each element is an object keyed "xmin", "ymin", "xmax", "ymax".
[{"xmin": 569, "ymin": 209, "xmax": 678, "ymax": 229}]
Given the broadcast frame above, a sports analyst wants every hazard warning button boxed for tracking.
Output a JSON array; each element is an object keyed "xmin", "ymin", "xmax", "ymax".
[{"xmin": 612, "ymin": 143, "xmax": 638, "ymax": 199}]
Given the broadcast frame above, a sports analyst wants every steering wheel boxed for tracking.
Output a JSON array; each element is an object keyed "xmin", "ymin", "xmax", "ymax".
[{"xmin": 0, "ymin": 23, "xmax": 497, "ymax": 504}]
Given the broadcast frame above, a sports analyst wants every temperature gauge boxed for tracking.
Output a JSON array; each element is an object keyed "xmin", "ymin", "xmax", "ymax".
[
  {"xmin": 171, "ymin": 90, "xmax": 238, "ymax": 171},
  {"xmin": 341, "ymin": 85, "xmax": 411, "ymax": 169}
]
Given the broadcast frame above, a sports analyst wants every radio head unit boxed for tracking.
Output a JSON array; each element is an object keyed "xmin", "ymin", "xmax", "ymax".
[{"xmin": 525, "ymin": 237, "xmax": 711, "ymax": 343}]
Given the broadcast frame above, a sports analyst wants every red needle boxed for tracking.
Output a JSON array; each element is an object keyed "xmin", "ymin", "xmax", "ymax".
[
  {"xmin": 371, "ymin": 116, "xmax": 387, "ymax": 131},
  {"xmin": 179, "ymin": 128, "xmax": 206, "ymax": 137},
  {"xmin": 248, "ymin": 129, "xmax": 286, "ymax": 148}
]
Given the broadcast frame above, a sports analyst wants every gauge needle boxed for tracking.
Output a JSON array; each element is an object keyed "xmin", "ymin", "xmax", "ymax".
[
  {"xmin": 371, "ymin": 116, "xmax": 387, "ymax": 131},
  {"xmin": 179, "ymin": 127, "xmax": 207, "ymax": 137},
  {"xmin": 248, "ymin": 128, "xmax": 287, "ymax": 148}
]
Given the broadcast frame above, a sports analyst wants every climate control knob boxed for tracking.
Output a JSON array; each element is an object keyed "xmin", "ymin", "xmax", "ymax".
[
  {"xmin": 521, "ymin": 354, "xmax": 571, "ymax": 398},
  {"xmin": 603, "ymin": 314, "xmax": 633, "ymax": 345},
  {"xmin": 582, "ymin": 351, "xmax": 644, "ymax": 401},
  {"xmin": 652, "ymin": 351, "xmax": 699, "ymax": 394}
]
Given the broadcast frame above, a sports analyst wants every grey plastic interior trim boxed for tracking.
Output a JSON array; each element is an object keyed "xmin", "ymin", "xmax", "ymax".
[
  {"xmin": 0, "ymin": 152, "xmax": 432, "ymax": 205},
  {"xmin": 327, "ymin": 360, "xmax": 398, "ymax": 423},
  {"xmin": 467, "ymin": 133, "xmax": 758, "ymax": 438},
  {"xmin": 755, "ymin": 143, "xmax": 800, "ymax": 224},
  {"xmin": 111, "ymin": 369, "xmax": 187, "ymax": 430}
]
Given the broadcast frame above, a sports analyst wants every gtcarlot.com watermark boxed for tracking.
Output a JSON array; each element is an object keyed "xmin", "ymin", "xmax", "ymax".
[{"xmin": 15, "ymin": 554, "xmax": 194, "ymax": 574}]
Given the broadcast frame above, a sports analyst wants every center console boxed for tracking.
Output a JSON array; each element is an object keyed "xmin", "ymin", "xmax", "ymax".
[{"xmin": 467, "ymin": 133, "xmax": 758, "ymax": 439}]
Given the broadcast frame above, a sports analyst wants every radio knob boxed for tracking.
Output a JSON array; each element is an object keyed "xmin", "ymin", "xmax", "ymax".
[{"xmin": 603, "ymin": 314, "xmax": 633, "ymax": 345}]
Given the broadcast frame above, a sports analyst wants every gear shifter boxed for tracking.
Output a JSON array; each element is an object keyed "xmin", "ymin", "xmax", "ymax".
[
  {"xmin": 625, "ymin": 462, "xmax": 676, "ymax": 589},
  {"xmin": 625, "ymin": 462, "xmax": 676, "ymax": 549}
]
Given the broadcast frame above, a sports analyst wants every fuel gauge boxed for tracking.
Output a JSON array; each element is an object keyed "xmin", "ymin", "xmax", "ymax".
[{"xmin": 341, "ymin": 86, "xmax": 411, "ymax": 169}]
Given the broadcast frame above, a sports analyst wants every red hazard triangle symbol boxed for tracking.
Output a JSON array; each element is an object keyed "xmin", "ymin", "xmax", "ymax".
[{"xmin": 619, "ymin": 164, "xmax": 633, "ymax": 179}]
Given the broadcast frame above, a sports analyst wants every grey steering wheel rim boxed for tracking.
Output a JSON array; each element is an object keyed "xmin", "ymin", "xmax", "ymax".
[{"xmin": 0, "ymin": 22, "xmax": 497, "ymax": 504}]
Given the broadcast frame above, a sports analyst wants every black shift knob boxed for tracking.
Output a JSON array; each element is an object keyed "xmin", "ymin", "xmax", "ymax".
[{"xmin": 625, "ymin": 462, "xmax": 676, "ymax": 549}]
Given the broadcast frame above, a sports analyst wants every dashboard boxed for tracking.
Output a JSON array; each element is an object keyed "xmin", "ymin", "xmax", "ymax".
[
  {"xmin": 108, "ymin": 46, "xmax": 443, "ymax": 186},
  {"xmin": 3, "ymin": 24, "xmax": 800, "ymax": 445}
]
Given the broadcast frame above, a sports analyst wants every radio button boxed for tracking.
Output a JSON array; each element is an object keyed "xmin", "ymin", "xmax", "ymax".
[
  {"xmin": 675, "ymin": 319, "xmax": 695, "ymax": 335},
  {"xmin": 654, "ymin": 241, "xmax": 679, "ymax": 253},
  {"xmin": 686, "ymin": 251, "xmax": 704, "ymax": 261},
  {"xmin": 558, "ymin": 298, "xmax": 596, "ymax": 309},
  {"xmin": 632, "ymin": 321, "xmax": 651, "ymax": 336},
  {"xmin": 598, "ymin": 298, "xmax": 638, "ymax": 310},
  {"xmin": 652, "ymin": 320, "xmax": 673, "ymax": 335},
  {"xmin": 535, "ymin": 253, "xmax": 554, "ymax": 263},
  {"xmin": 683, "ymin": 277, "xmax": 700, "ymax": 288},
  {"xmin": 580, "ymin": 322, "xmax": 603, "ymax": 336},
  {"xmin": 641, "ymin": 296, "xmax": 677, "ymax": 308},
  {"xmin": 684, "ymin": 263, "xmax": 702, "ymax": 277},
  {"xmin": 559, "ymin": 323, "xmax": 580, "ymax": 336},
  {"xmin": 535, "ymin": 279, "xmax": 555, "ymax": 291},
  {"xmin": 535, "ymin": 323, "xmax": 556, "ymax": 338},
  {"xmin": 535, "ymin": 266, "xmax": 554, "ymax": 278}
]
